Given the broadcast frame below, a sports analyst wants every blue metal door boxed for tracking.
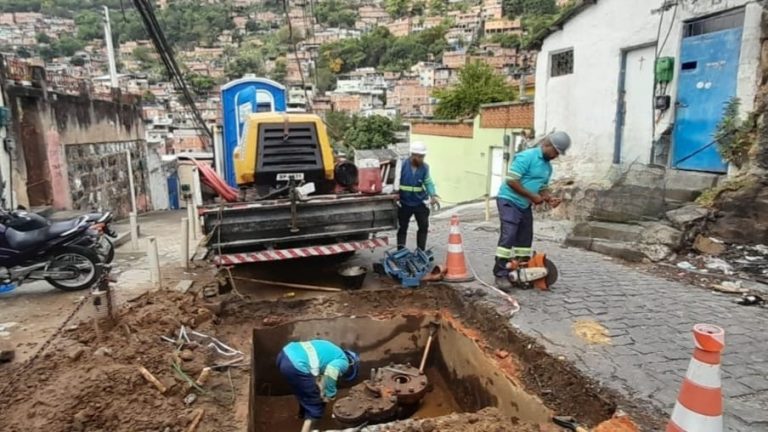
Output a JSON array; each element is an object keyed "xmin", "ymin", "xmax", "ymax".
[
  {"xmin": 672, "ymin": 27, "xmax": 743, "ymax": 173},
  {"xmin": 167, "ymin": 174, "xmax": 180, "ymax": 210}
]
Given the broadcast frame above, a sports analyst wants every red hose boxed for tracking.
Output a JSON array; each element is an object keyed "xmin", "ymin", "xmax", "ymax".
[{"xmin": 188, "ymin": 158, "xmax": 240, "ymax": 202}]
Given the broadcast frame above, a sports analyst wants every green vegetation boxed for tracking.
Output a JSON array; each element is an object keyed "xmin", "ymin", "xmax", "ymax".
[
  {"xmin": 317, "ymin": 25, "xmax": 448, "ymax": 76},
  {"xmin": 714, "ymin": 97, "xmax": 757, "ymax": 169},
  {"xmin": 186, "ymin": 73, "xmax": 216, "ymax": 96},
  {"xmin": 696, "ymin": 175, "xmax": 757, "ymax": 207},
  {"xmin": 314, "ymin": 0, "xmax": 358, "ymax": 29},
  {"xmin": 486, "ymin": 33, "xmax": 522, "ymax": 49},
  {"xmin": 38, "ymin": 35, "xmax": 86, "ymax": 61},
  {"xmin": 324, "ymin": 111, "xmax": 353, "ymax": 145},
  {"xmin": 343, "ymin": 114, "xmax": 399, "ymax": 150},
  {"xmin": 432, "ymin": 61, "xmax": 516, "ymax": 119},
  {"xmin": 503, "ymin": 0, "xmax": 558, "ymax": 18},
  {"xmin": 270, "ymin": 58, "xmax": 288, "ymax": 83}
]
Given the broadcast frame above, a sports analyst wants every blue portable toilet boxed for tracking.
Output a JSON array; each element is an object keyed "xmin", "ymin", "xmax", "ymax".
[{"xmin": 220, "ymin": 76, "xmax": 287, "ymax": 187}]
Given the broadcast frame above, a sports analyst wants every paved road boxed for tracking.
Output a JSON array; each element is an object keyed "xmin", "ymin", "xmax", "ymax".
[{"xmin": 414, "ymin": 215, "xmax": 768, "ymax": 431}]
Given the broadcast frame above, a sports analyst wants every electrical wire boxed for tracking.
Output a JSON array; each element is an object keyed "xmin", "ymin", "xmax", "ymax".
[
  {"xmin": 282, "ymin": 0, "xmax": 312, "ymax": 111},
  {"xmin": 131, "ymin": 0, "xmax": 213, "ymax": 145}
]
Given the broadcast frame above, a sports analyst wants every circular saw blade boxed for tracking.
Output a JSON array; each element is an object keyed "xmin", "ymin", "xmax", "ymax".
[{"xmin": 545, "ymin": 257, "xmax": 559, "ymax": 287}]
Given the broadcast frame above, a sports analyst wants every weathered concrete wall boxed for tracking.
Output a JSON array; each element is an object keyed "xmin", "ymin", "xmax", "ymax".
[
  {"xmin": 534, "ymin": 0, "xmax": 762, "ymax": 185},
  {"xmin": 64, "ymin": 140, "xmax": 151, "ymax": 218},
  {"xmin": 4, "ymin": 84, "xmax": 144, "ymax": 209}
]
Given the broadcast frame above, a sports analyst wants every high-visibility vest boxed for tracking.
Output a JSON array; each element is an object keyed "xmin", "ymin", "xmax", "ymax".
[{"xmin": 399, "ymin": 160, "xmax": 430, "ymax": 207}]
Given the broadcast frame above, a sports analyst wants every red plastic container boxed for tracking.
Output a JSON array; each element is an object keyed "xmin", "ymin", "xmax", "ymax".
[{"xmin": 357, "ymin": 159, "xmax": 383, "ymax": 194}]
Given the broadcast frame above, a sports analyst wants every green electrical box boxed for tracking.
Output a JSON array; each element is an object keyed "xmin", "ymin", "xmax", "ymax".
[
  {"xmin": 0, "ymin": 107, "xmax": 10, "ymax": 127},
  {"xmin": 655, "ymin": 57, "xmax": 675, "ymax": 84}
]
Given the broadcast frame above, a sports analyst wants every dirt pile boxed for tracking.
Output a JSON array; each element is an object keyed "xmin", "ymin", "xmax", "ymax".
[
  {"xmin": 363, "ymin": 408, "xmax": 545, "ymax": 431},
  {"xmin": 0, "ymin": 291, "xmax": 249, "ymax": 432}
]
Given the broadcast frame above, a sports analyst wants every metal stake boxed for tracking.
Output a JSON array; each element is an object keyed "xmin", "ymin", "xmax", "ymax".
[{"xmin": 181, "ymin": 217, "xmax": 190, "ymax": 270}]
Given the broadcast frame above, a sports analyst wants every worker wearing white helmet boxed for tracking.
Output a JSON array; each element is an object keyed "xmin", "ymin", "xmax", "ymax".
[{"xmin": 397, "ymin": 141, "xmax": 439, "ymax": 251}]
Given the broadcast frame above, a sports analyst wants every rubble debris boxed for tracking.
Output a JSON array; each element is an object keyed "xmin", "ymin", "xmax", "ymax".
[
  {"xmin": 195, "ymin": 367, "xmax": 212, "ymax": 386},
  {"xmin": 184, "ymin": 393, "xmax": 197, "ymax": 406},
  {"xmin": 704, "ymin": 257, "xmax": 734, "ymax": 275},
  {"xmin": 94, "ymin": 347, "xmax": 113, "ymax": 357},
  {"xmin": 693, "ymin": 235, "xmax": 726, "ymax": 256},
  {"xmin": 666, "ymin": 205, "xmax": 709, "ymax": 229},
  {"xmin": 736, "ymin": 294, "xmax": 766, "ymax": 307},
  {"xmin": 676, "ymin": 261, "xmax": 697, "ymax": 271},
  {"xmin": 0, "ymin": 348, "xmax": 15, "ymax": 363},
  {"xmin": 67, "ymin": 346, "xmax": 85, "ymax": 361},
  {"xmin": 175, "ymin": 280, "xmax": 195, "ymax": 293},
  {"xmin": 593, "ymin": 415, "xmax": 639, "ymax": 432},
  {"xmin": 180, "ymin": 349, "xmax": 195, "ymax": 361},
  {"xmin": 185, "ymin": 408, "xmax": 205, "ymax": 432},
  {"xmin": 711, "ymin": 281, "xmax": 747, "ymax": 294},
  {"xmin": 138, "ymin": 365, "xmax": 168, "ymax": 394}
]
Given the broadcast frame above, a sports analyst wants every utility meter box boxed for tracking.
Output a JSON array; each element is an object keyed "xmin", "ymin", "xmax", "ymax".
[{"xmin": 655, "ymin": 57, "xmax": 675, "ymax": 84}]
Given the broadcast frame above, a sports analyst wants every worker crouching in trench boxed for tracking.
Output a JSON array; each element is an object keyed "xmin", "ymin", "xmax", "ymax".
[{"xmin": 277, "ymin": 339, "xmax": 361, "ymax": 432}]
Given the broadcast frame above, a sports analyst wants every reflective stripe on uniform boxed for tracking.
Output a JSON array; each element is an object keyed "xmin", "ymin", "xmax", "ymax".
[
  {"xmin": 513, "ymin": 247, "xmax": 532, "ymax": 257},
  {"xmin": 496, "ymin": 247, "xmax": 512, "ymax": 258},
  {"xmin": 324, "ymin": 365, "xmax": 340, "ymax": 381},
  {"xmin": 400, "ymin": 185, "xmax": 424, "ymax": 192},
  {"xmin": 300, "ymin": 342, "xmax": 321, "ymax": 376}
]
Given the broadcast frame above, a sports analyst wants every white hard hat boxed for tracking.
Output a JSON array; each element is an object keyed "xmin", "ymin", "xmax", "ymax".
[{"xmin": 410, "ymin": 141, "xmax": 427, "ymax": 155}]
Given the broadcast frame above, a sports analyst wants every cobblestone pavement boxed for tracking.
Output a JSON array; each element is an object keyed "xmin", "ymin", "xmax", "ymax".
[{"xmin": 413, "ymin": 216, "xmax": 768, "ymax": 431}]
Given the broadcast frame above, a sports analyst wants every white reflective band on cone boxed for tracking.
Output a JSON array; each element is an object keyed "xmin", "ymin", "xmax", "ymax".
[
  {"xmin": 450, "ymin": 225, "xmax": 461, "ymax": 234},
  {"xmin": 670, "ymin": 402, "xmax": 723, "ymax": 432},
  {"xmin": 685, "ymin": 357, "xmax": 721, "ymax": 388},
  {"xmin": 300, "ymin": 342, "xmax": 321, "ymax": 376},
  {"xmin": 447, "ymin": 244, "xmax": 464, "ymax": 253}
]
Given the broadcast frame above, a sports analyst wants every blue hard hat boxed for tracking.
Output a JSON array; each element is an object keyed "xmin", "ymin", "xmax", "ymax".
[{"xmin": 343, "ymin": 350, "xmax": 360, "ymax": 381}]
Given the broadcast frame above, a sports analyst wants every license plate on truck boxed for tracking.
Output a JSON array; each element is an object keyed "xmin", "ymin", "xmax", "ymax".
[{"xmin": 276, "ymin": 173, "xmax": 304, "ymax": 181}]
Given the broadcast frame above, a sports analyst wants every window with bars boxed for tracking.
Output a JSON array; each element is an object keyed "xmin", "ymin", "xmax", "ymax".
[{"xmin": 550, "ymin": 49, "xmax": 574, "ymax": 77}]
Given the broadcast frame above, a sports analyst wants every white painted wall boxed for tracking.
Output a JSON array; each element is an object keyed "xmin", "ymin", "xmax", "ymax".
[
  {"xmin": 534, "ymin": 0, "xmax": 763, "ymax": 184},
  {"xmin": 146, "ymin": 142, "xmax": 169, "ymax": 211}
]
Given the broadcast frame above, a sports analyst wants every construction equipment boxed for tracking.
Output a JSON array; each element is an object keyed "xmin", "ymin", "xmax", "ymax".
[
  {"xmin": 379, "ymin": 248, "xmax": 434, "ymax": 288},
  {"xmin": 200, "ymin": 100, "xmax": 399, "ymax": 264},
  {"xmin": 504, "ymin": 252, "xmax": 559, "ymax": 290},
  {"xmin": 333, "ymin": 363, "xmax": 428, "ymax": 425},
  {"xmin": 418, "ymin": 321, "xmax": 439, "ymax": 373}
]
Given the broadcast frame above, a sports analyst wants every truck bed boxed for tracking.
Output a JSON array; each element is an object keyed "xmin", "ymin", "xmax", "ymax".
[{"xmin": 201, "ymin": 193, "xmax": 399, "ymax": 253}]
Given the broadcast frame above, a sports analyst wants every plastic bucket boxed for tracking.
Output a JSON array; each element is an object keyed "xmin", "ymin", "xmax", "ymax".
[{"xmin": 338, "ymin": 266, "xmax": 368, "ymax": 290}]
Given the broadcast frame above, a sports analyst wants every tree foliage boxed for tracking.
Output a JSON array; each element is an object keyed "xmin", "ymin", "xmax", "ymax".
[
  {"xmin": 324, "ymin": 111, "xmax": 352, "ymax": 145},
  {"xmin": 432, "ymin": 62, "xmax": 516, "ymax": 120},
  {"xmin": 314, "ymin": 0, "xmax": 358, "ymax": 29},
  {"xmin": 270, "ymin": 58, "xmax": 288, "ymax": 84},
  {"xmin": 428, "ymin": 0, "xmax": 447, "ymax": 16},
  {"xmin": 186, "ymin": 73, "xmax": 216, "ymax": 96},
  {"xmin": 317, "ymin": 25, "xmax": 448, "ymax": 76},
  {"xmin": 343, "ymin": 115, "xmax": 398, "ymax": 150},
  {"xmin": 503, "ymin": 0, "xmax": 558, "ymax": 18}
]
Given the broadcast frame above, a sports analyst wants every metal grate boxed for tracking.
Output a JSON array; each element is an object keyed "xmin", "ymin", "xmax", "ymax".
[
  {"xmin": 257, "ymin": 122, "xmax": 323, "ymax": 171},
  {"xmin": 683, "ymin": 8, "xmax": 744, "ymax": 38},
  {"xmin": 550, "ymin": 49, "xmax": 574, "ymax": 78}
]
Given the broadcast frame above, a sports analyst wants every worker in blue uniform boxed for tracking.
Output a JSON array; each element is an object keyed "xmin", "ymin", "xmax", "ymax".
[
  {"xmin": 398, "ymin": 141, "xmax": 439, "ymax": 251},
  {"xmin": 276, "ymin": 339, "xmax": 361, "ymax": 432},
  {"xmin": 495, "ymin": 131, "xmax": 571, "ymax": 290}
]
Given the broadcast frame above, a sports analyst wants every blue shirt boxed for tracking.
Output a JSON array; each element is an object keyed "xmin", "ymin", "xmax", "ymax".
[
  {"xmin": 282, "ymin": 340, "xmax": 350, "ymax": 398},
  {"xmin": 497, "ymin": 147, "xmax": 552, "ymax": 209}
]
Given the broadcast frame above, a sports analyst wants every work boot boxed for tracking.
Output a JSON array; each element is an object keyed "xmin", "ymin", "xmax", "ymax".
[{"xmin": 494, "ymin": 276, "xmax": 512, "ymax": 292}]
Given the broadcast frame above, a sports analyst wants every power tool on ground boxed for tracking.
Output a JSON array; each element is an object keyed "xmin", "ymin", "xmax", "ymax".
[{"xmin": 505, "ymin": 252, "xmax": 558, "ymax": 290}]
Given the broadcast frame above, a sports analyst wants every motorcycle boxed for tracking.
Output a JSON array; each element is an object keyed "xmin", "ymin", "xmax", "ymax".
[
  {"xmin": 4, "ymin": 209, "xmax": 116, "ymax": 263},
  {"xmin": 0, "ymin": 215, "xmax": 104, "ymax": 291}
]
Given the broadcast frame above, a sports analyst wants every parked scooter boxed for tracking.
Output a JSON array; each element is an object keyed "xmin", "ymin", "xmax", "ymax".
[
  {"xmin": 5, "ymin": 209, "xmax": 116, "ymax": 263},
  {"xmin": 0, "ymin": 215, "xmax": 104, "ymax": 291}
]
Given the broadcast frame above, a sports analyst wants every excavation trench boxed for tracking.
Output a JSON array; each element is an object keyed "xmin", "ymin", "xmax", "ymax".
[{"xmin": 249, "ymin": 312, "xmax": 578, "ymax": 431}]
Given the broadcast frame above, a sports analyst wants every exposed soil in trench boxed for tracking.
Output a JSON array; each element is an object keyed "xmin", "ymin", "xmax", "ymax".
[{"xmin": 0, "ymin": 272, "xmax": 664, "ymax": 432}]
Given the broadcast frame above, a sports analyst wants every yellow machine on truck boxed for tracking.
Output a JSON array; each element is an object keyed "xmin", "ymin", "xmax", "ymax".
[{"xmin": 200, "ymin": 112, "xmax": 399, "ymax": 265}]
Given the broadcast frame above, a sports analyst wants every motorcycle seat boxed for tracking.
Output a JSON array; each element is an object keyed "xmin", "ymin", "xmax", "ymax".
[{"xmin": 6, "ymin": 219, "xmax": 82, "ymax": 250}]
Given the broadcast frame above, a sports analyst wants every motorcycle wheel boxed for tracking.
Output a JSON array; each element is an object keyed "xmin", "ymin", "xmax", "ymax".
[
  {"xmin": 46, "ymin": 246, "xmax": 103, "ymax": 291},
  {"xmin": 97, "ymin": 236, "xmax": 115, "ymax": 263}
]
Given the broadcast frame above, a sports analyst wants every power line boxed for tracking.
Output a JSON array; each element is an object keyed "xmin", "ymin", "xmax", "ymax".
[
  {"xmin": 282, "ymin": 0, "xmax": 312, "ymax": 111},
  {"xmin": 131, "ymin": 0, "xmax": 213, "ymax": 145}
]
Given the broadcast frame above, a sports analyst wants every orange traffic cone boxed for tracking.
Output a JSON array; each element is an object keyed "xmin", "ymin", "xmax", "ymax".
[
  {"xmin": 667, "ymin": 324, "xmax": 725, "ymax": 432},
  {"xmin": 443, "ymin": 215, "xmax": 474, "ymax": 283}
]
